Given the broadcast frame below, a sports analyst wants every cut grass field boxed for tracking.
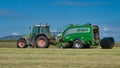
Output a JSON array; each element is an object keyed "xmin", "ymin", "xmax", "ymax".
[
  {"xmin": 0, "ymin": 47, "xmax": 120, "ymax": 68},
  {"xmin": 0, "ymin": 41, "xmax": 120, "ymax": 68}
]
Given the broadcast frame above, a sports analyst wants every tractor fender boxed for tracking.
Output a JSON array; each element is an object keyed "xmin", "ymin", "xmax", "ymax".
[{"xmin": 35, "ymin": 34, "xmax": 50, "ymax": 41}]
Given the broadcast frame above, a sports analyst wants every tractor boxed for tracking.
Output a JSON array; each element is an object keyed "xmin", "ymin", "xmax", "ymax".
[
  {"xmin": 17, "ymin": 23, "xmax": 115, "ymax": 49},
  {"xmin": 17, "ymin": 24, "xmax": 55, "ymax": 48}
]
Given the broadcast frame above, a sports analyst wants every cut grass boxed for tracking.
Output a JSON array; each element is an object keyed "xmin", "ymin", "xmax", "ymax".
[
  {"xmin": 0, "ymin": 48, "xmax": 120, "ymax": 68},
  {"xmin": 0, "ymin": 41, "xmax": 16, "ymax": 48}
]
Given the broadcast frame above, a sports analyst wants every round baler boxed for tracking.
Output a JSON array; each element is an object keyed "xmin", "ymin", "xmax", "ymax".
[{"xmin": 56, "ymin": 24, "xmax": 115, "ymax": 49}]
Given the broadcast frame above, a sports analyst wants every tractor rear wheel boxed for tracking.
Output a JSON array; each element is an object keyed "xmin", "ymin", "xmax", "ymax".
[
  {"xmin": 100, "ymin": 37, "xmax": 114, "ymax": 49},
  {"xmin": 73, "ymin": 39, "xmax": 83, "ymax": 49},
  {"xmin": 36, "ymin": 36, "xmax": 49, "ymax": 48},
  {"xmin": 17, "ymin": 38, "xmax": 28, "ymax": 48}
]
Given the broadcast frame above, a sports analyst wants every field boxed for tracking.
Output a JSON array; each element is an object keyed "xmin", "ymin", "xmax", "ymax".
[{"xmin": 0, "ymin": 41, "xmax": 120, "ymax": 68}]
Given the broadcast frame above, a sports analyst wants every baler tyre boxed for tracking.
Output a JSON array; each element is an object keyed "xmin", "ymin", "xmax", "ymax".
[
  {"xmin": 17, "ymin": 38, "xmax": 28, "ymax": 48},
  {"xmin": 73, "ymin": 39, "xmax": 83, "ymax": 49},
  {"xmin": 36, "ymin": 36, "xmax": 49, "ymax": 48},
  {"xmin": 100, "ymin": 38, "xmax": 114, "ymax": 49}
]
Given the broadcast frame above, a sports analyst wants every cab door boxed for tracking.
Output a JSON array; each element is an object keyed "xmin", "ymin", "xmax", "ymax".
[{"xmin": 30, "ymin": 26, "xmax": 40, "ymax": 45}]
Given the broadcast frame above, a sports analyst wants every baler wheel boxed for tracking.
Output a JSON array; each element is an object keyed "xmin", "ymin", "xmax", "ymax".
[{"xmin": 73, "ymin": 39, "xmax": 83, "ymax": 49}]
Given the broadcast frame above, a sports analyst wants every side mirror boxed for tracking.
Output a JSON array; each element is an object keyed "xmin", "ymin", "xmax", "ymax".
[
  {"xmin": 29, "ymin": 27, "xmax": 32, "ymax": 36},
  {"xmin": 29, "ymin": 27, "xmax": 31, "ymax": 31}
]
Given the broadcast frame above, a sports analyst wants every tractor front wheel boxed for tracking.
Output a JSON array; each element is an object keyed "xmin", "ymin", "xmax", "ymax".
[
  {"xmin": 17, "ymin": 38, "xmax": 28, "ymax": 48},
  {"xmin": 36, "ymin": 36, "xmax": 49, "ymax": 48},
  {"xmin": 73, "ymin": 39, "xmax": 83, "ymax": 49}
]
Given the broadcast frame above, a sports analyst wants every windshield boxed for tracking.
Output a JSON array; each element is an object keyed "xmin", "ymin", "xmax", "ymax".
[
  {"xmin": 40, "ymin": 27, "xmax": 50, "ymax": 33},
  {"xmin": 33, "ymin": 27, "xmax": 40, "ymax": 34},
  {"xmin": 46, "ymin": 27, "xmax": 50, "ymax": 33}
]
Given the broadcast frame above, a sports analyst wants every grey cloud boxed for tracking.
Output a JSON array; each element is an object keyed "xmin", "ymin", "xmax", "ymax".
[
  {"xmin": 0, "ymin": 9, "xmax": 23, "ymax": 17},
  {"xmin": 53, "ymin": 1, "xmax": 110, "ymax": 6},
  {"xmin": 0, "ymin": 9, "xmax": 13, "ymax": 16}
]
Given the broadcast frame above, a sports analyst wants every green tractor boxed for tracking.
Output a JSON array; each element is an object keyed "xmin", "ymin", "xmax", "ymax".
[
  {"xmin": 17, "ymin": 24, "xmax": 55, "ymax": 48},
  {"xmin": 55, "ymin": 23, "xmax": 115, "ymax": 49}
]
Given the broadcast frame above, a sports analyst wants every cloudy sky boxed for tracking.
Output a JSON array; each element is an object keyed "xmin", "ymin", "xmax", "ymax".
[{"xmin": 0, "ymin": 0, "xmax": 120, "ymax": 41}]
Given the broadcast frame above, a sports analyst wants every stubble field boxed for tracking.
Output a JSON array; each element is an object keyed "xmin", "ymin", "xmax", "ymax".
[{"xmin": 0, "ymin": 41, "xmax": 120, "ymax": 68}]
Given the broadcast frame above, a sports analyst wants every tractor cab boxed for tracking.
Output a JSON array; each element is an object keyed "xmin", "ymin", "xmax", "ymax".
[{"xmin": 31, "ymin": 25, "xmax": 50, "ymax": 37}]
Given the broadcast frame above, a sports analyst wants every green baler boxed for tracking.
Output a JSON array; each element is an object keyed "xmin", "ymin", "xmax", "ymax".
[{"xmin": 55, "ymin": 23, "xmax": 114, "ymax": 49}]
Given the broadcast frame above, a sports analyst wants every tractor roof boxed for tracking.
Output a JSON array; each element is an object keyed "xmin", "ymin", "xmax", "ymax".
[{"xmin": 34, "ymin": 24, "xmax": 50, "ymax": 27}]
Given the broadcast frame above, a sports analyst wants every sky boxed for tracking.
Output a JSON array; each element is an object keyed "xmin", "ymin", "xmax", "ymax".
[{"xmin": 0, "ymin": 0, "xmax": 120, "ymax": 41}]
